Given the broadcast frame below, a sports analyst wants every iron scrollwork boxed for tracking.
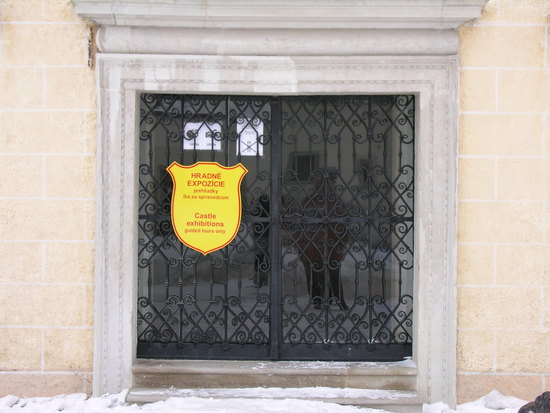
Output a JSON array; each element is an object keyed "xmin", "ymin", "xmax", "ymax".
[{"xmin": 137, "ymin": 94, "xmax": 414, "ymax": 361}]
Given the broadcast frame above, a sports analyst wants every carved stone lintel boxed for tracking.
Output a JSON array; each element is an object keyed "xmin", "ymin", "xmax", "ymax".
[{"xmin": 96, "ymin": 27, "xmax": 459, "ymax": 56}]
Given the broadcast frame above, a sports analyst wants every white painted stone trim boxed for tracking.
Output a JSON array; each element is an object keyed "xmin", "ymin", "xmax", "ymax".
[
  {"xmin": 93, "ymin": 54, "xmax": 459, "ymax": 407},
  {"xmin": 96, "ymin": 27, "xmax": 459, "ymax": 56},
  {"xmin": 74, "ymin": 0, "xmax": 486, "ymax": 30}
]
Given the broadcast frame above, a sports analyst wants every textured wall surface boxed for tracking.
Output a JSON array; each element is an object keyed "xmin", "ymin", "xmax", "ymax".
[
  {"xmin": 0, "ymin": 0, "xmax": 548, "ymax": 403},
  {"xmin": 0, "ymin": 0, "xmax": 95, "ymax": 396},
  {"xmin": 457, "ymin": 0, "xmax": 549, "ymax": 403}
]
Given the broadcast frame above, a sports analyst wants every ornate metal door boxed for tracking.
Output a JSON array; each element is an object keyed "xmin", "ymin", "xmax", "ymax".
[{"xmin": 137, "ymin": 94, "xmax": 414, "ymax": 361}]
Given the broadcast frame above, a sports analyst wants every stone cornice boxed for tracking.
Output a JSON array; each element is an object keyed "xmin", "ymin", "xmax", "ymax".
[
  {"xmin": 73, "ymin": 0, "xmax": 487, "ymax": 30},
  {"xmin": 73, "ymin": 0, "xmax": 487, "ymax": 55}
]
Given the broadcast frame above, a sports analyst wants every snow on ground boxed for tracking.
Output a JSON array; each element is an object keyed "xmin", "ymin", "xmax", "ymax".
[
  {"xmin": 0, "ymin": 392, "xmax": 386, "ymax": 413},
  {"xmin": 424, "ymin": 391, "xmax": 526, "ymax": 413},
  {"xmin": 0, "ymin": 389, "xmax": 527, "ymax": 413}
]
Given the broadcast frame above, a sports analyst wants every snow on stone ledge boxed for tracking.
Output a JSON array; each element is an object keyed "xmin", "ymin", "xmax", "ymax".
[{"xmin": 130, "ymin": 386, "xmax": 418, "ymax": 401}]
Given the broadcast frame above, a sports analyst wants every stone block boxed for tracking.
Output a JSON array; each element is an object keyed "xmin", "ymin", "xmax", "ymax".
[
  {"xmin": 0, "ymin": 284, "xmax": 84, "ymax": 326},
  {"xmin": 457, "ymin": 244, "xmax": 494, "ymax": 285},
  {"xmin": 478, "ymin": 0, "xmax": 498, "ymax": 21},
  {"xmin": 457, "ymin": 374, "xmax": 542, "ymax": 404},
  {"xmin": 84, "ymin": 285, "xmax": 94, "ymax": 327},
  {"xmin": 44, "ymin": 67, "xmax": 95, "ymax": 110},
  {"xmin": 0, "ymin": 68, "xmax": 43, "ymax": 110},
  {"xmin": 45, "ymin": 155, "xmax": 95, "ymax": 198},
  {"xmin": 497, "ymin": 159, "xmax": 550, "ymax": 200},
  {"xmin": 44, "ymin": 328, "xmax": 93, "ymax": 371},
  {"xmin": 459, "ymin": 26, "xmax": 545, "ymax": 68},
  {"xmin": 545, "ymin": 202, "xmax": 550, "ymax": 243},
  {"xmin": 84, "ymin": 200, "xmax": 96, "ymax": 241},
  {"xmin": 460, "ymin": 70, "xmax": 496, "ymax": 112},
  {"xmin": 458, "ymin": 158, "xmax": 495, "ymax": 200},
  {"xmin": 458, "ymin": 286, "xmax": 541, "ymax": 329},
  {"xmin": 44, "ymin": 0, "xmax": 81, "ymax": 23},
  {"xmin": 0, "ymin": 111, "xmax": 95, "ymax": 154},
  {"xmin": 496, "ymin": 245, "xmax": 550, "ymax": 285},
  {"xmin": 0, "ymin": 199, "xmax": 88, "ymax": 240},
  {"xmin": 0, "ymin": 0, "xmax": 43, "ymax": 21},
  {"xmin": 84, "ymin": 373, "xmax": 93, "ymax": 395},
  {"xmin": 482, "ymin": 0, "xmax": 550, "ymax": 23},
  {"xmin": 496, "ymin": 331, "xmax": 550, "ymax": 373},
  {"xmin": 544, "ymin": 288, "xmax": 550, "ymax": 329},
  {"xmin": 84, "ymin": 112, "xmax": 97, "ymax": 155},
  {"xmin": 1, "ymin": 24, "xmax": 88, "ymax": 66},
  {"xmin": 0, "ymin": 242, "xmax": 42, "ymax": 282},
  {"xmin": 458, "ymin": 201, "xmax": 544, "ymax": 243},
  {"xmin": 499, "ymin": 70, "xmax": 549, "ymax": 112},
  {"xmin": 457, "ymin": 329, "xmax": 494, "ymax": 372},
  {"xmin": 0, "ymin": 373, "xmax": 86, "ymax": 397},
  {"xmin": 0, "ymin": 155, "xmax": 43, "ymax": 198},
  {"xmin": 459, "ymin": 114, "xmax": 543, "ymax": 156},
  {"xmin": 44, "ymin": 242, "xmax": 94, "ymax": 284},
  {"xmin": 0, "ymin": 328, "xmax": 42, "ymax": 370}
]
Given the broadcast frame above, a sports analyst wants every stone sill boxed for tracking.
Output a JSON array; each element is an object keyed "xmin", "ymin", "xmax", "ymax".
[
  {"xmin": 127, "ymin": 385, "xmax": 424, "ymax": 413},
  {"xmin": 131, "ymin": 359, "xmax": 419, "ymax": 410},
  {"xmin": 133, "ymin": 359, "xmax": 418, "ymax": 377}
]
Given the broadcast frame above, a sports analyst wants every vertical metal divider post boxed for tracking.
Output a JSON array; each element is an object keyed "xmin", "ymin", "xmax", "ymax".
[
  {"xmin": 178, "ymin": 95, "xmax": 185, "ymax": 346},
  {"xmin": 322, "ymin": 97, "xmax": 330, "ymax": 339},
  {"xmin": 223, "ymin": 96, "xmax": 230, "ymax": 347},
  {"xmin": 269, "ymin": 97, "xmax": 281, "ymax": 360},
  {"xmin": 367, "ymin": 97, "xmax": 374, "ymax": 343}
]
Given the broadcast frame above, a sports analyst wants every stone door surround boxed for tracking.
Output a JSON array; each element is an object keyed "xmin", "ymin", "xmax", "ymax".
[{"xmin": 72, "ymin": 0, "xmax": 487, "ymax": 408}]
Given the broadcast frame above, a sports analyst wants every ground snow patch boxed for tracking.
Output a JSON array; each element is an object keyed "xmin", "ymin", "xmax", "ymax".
[
  {"xmin": 137, "ymin": 386, "xmax": 415, "ymax": 401},
  {"xmin": 423, "ymin": 390, "xmax": 526, "ymax": 413},
  {"xmin": 138, "ymin": 397, "xmax": 388, "ymax": 413},
  {"xmin": 0, "ymin": 393, "xmax": 388, "ymax": 413},
  {"xmin": 0, "ymin": 389, "xmax": 527, "ymax": 413},
  {"xmin": 423, "ymin": 401, "xmax": 454, "ymax": 413}
]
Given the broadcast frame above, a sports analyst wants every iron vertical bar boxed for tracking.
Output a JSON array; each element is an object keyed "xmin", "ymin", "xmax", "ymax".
[
  {"xmin": 352, "ymin": 99, "xmax": 359, "ymax": 302},
  {"xmin": 164, "ymin": 96, "xmax": 172, "ymax": 304},
  {"xmin": 147, "ymin": 263, "xmax": 152, "ymax": 304},
  {"xmin": 179, "ymin": 95, "xmax": 185, "ymax": 347},
  {"xmin": 322, "ymin": 96, "xmax": 329, "ymax": 341},
  {"xmin": 165, "ymin": 262, "xmax": 169, "ymax": 301},
  {"xmin": 336, "ymin": 98, "xmax": 344, "ymax": 306},
  {"xmin": 367, "ymin": 96, "xmax": 374, "ymax": 343},
  {"xmin": 269, "ymin": 97, "xmax": 281, "ymax": 359},
  {"xmin": 223, "ymin": 96, "xmax": 230, "ymax": 346}
]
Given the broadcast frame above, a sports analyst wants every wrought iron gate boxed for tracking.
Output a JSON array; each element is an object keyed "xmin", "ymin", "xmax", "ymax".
[{"xmin": 137, "ymin": 94, "xmax": 414, "ymax": 361}]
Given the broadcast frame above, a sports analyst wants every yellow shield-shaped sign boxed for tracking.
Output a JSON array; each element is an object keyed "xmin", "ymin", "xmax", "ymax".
[{"xmin": 166, "ymin": 161, "xmax": 248, "ymax": 255}]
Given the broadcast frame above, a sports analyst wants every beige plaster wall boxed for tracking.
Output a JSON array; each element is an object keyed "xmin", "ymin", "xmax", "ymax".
[
  {"xmin": 0, "ymin": 0, "xmax": 95, "ymax": 396},
  {"xmin": 457, "ymin": 0, "xmax": 550, "ymax": 403}
]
